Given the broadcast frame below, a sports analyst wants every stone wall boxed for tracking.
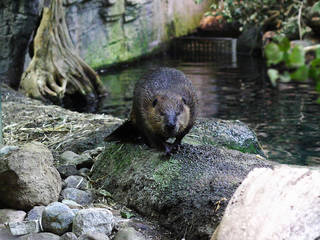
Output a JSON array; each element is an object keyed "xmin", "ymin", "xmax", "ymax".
[
  {"xmin": 0, "ymin": 0, "xmax": 42, "ymax": 88},
  {"xmin": 0, "ymin": 0, "xmax": 209, "ymax": 87},
  {"xmin": 64, "ymin": 0, "xmax": 209, "ymax": 68}
]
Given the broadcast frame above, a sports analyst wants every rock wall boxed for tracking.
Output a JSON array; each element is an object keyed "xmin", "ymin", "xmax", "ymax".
[
  {"xmin": 64, "ymin": 0, "xmax": 209, "ymax": 68},
  {"xmin": 0, "ymin": 0, "xmax": 42, "ymax": 88},
  {"xmin": 0, "ymin": 0, "xmax": 208, "ymax": 88}
]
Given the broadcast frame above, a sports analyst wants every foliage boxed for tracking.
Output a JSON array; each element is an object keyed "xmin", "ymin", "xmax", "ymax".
[
  {"xmin": 264, "ymin": 36, "xmax": 320, "ymax": 103},
  {"xmin": 196, "ymin": 0, "xmax": 306, "ymax": 33}
]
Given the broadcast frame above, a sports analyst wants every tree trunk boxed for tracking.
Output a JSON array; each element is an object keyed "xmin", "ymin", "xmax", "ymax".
[{"xmin": 19, "ymin": 0, "xmax": 106, "ymax": 107}]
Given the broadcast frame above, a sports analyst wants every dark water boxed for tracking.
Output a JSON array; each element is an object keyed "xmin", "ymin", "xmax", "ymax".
[{"xmin": 98, "ymin": 54, "xmax": 320, "ymax": 166}]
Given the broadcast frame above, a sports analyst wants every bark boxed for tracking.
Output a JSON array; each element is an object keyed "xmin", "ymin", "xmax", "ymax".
[{"xmin": 19, "ymin": 0, "xmax": 105, "ymax": 105}]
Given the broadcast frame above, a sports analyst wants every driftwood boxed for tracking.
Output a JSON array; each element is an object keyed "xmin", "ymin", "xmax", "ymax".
[{"xmin": 20, "ymin": 0, "xmax": 105, "ymax": 105}]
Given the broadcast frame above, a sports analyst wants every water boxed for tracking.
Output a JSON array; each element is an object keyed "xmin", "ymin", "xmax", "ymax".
[{"xmin": 98, "ymin": 54, "xmax": 320, "ymax": 166}]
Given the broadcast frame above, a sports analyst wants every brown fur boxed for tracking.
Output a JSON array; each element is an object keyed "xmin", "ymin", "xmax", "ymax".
[{"xmin": 105, "ymin": 67, "xmax": 198, "ymax": 154}]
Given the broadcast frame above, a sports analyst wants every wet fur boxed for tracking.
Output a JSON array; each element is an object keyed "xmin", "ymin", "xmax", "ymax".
[{"xmin": 105, "ymin": 67, "xmax": 198, "ymax": 153}]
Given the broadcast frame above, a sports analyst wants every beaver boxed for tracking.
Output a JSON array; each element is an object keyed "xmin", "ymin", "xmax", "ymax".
[{"xmin": 105, "ymin": 67, "xmax": 198, "ymax": 154}]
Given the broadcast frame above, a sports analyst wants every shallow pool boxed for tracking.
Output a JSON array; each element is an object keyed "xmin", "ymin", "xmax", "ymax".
[{"xmin": 98, "ymin": 54, "xmax": 320, "ymax": 166}]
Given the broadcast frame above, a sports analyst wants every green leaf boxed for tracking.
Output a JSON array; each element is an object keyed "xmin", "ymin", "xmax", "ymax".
[
  {"xmin": 120, "ymin": 211, "xmax": 135, "ymax": 219},
  {"xmin": 288, "ymin": 46, "xmax": 305, "ymax": 68},
  {"xmin": 290, "ymin": 66, "xmax": 309, "ymax": 81},
  {"xmin": 316, "ymin": 48, "xmax": 320, "ymax": 59},
  {"xmin": 311, "ymin": 2, "xmax": 320, "ymax": 14},
  {"xmin": 317, "ymin": 97, "xmax": 320, "ymax": 104},
  {"xmin": 278, "ymin": 37, "xmax": 290, "ymax": 52},
  {"xmin": 316, "ymin": 81, "xmax": 320, "ymax": 92},
  {"xmin": 264, "ymin": 43, "xmax": 284, "ymax": 66},
  {"xmin": 98, "ymin": 190, "xmax": 112, "ymax": 198},
  {"xmin": 267, "ymin": 69, "xmax": 279, "ymax": 86},
  {"xmin": 279, "ymin": 71, "xmax": 291, "ymax": 83},
  {"xmin": 194, "ymin": 0, "xmax": 203, "ymax": 4}
]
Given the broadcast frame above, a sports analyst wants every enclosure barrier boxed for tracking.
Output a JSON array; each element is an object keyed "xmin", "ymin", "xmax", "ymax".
[{"xmin": 170, "ymin": 37, "xmax": 237, "ymax": 65}]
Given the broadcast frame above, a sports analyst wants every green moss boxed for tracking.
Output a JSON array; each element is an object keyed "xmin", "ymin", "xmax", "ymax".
[{"xmin": 152, "ymin": 157, "xmax": 182, "ymax": 192}]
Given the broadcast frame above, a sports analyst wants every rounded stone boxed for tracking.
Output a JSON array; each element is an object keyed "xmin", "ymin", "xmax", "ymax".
[
  {"xmin": 64, "ymin": 176, "xmax": 88, "ymax": 190},
  {"xmin": 61, "ymin": 188, "xmax": 93, "ymax": 205},
  {"xmin": 72, "ymin": 208, "xmax": 114, "ymax": 237},
  {"xmin": 41, "ymin": 202, "xmax": 75, "ymax": 235}
]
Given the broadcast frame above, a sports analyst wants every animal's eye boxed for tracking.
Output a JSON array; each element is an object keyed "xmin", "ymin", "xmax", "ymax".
[
  {"xmin": 182, "ymin": 97, "xmax": 187, "ymax": 105},
  {"xmin": 152, "ymin": 98, "xmax": 158, "ymax": 107}
]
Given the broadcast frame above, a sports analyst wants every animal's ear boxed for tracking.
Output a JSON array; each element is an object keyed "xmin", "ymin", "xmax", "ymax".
[
  {"xmin": 152, "ymin": 98, "xmax": 158, "ymax": 107},
  {"xmin": 182, "ymin": 97, "xmax": 187, "ymax": 105}
]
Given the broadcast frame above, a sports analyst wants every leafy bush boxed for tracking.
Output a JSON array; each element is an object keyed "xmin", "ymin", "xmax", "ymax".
[
  {"xmin": 264, "ymin": 36, "xmax": 320, "ymax": 102},
  {"xmin": 196, "ymin": 0, "xmax": 304, "ymax": 32}
]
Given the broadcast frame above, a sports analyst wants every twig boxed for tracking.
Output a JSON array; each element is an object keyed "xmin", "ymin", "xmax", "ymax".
[{"xmin": 298, "ymin": 1, "xmax": 304, "ymax": 40}]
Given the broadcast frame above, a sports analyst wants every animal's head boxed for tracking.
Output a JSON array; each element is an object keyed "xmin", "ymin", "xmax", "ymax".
[{"xmin": 146, "ymin": 93, "xmax": 190, "ymax": 138}]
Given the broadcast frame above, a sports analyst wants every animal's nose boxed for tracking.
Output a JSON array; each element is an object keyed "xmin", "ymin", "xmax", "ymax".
[
  {"xmin": 166, "ymin": 122, "xmax": 175, "ymax": 130},
  {"xmin": 165, "ymin": 114, "xmax": 176, "ymax": 131}
]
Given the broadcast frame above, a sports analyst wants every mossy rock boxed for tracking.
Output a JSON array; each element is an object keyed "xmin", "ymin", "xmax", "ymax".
[
  {"xmin": 185, "ymin": 118, "xmax": 266, "ymax": 157},
  {"xmin": 91, "ymin": 141, "xmax": 272, "ymax": 239}
]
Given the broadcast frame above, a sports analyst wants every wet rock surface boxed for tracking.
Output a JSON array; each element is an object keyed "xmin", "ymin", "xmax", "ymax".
[
  {"xmin": 91, "ymin": 142, "xmax": 273, "ymax": 239},
  {"xmin": 185, "ymin": 118, "xmax": 265, "ymax": 156}
]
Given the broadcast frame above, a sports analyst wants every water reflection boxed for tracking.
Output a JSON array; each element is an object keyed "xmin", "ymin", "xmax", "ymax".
[{"xmin": 99, "ymin": 54, "xmax": 320, "ymax": 166}]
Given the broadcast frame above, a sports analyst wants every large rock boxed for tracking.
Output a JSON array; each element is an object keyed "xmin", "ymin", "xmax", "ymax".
[
  {"xmin": 212, "ymin": 165, "xmax": 320, "ymax": 240},
  {"xmin": 91, "ymin": 142, "xmax": 272, "ymax": 240},
  {"xmin": 0, "ymin": 0, "xmax": 42, "ymax": 88},
  {"xmin": 185, "ymin": 118, "xmax": 265, "ymax": 156},
  {"xmin": 72, "ymin": 208, "xmax": 114, "ymax": 237},
  {"xmin": 0, "ymin": 142, "xmax": 62, "ymax": 210},
  {"xmin": 65, "ymin": 0, "xmax": 210, "ymax": 68}
]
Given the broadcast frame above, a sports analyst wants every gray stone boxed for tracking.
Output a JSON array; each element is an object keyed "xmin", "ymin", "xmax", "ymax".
[
  {"xmin": 8, "ymin": 220, "xmax": 40, "ymax": 236},
  {"xmin": 60, "ymin": 151, "xmax": 81, "ymax": 165},
  {"xmin": 64, "ymin": 176, "xmax": 88, "ymax": 190},
  {"xmin": 0, "ymin": 146, "xmax": 19, "ymax": 156},
  {"xmin": 212, "ymin": 165, "xmax": 320, "ymax": 240},
  {"xmin": 60, "ymin": 151, "xmax": 93, "ymax": 169},
  {"xmin": 72, "ymin": 208, "xmax": 114, "ymax": 237},
  {"xmin": 0, "ymin": 0, "xmax": 42, "ymax": 88},
  {"xmin": 62, "ymin": 199, "xmax": 83, "ymax": 209},
  {"xmin": 61, "ymin": 188, "xmax": 93, "ymax": 205},
  {"xmin": 60, "ymin": 232, "xmax": 78, "ymax": 240},
  {"xmin": 114, "ymin": 227, "xmax": 145, "ymax": 240},
  {"xmin": 18, "ymin": 232, "xmax": 60, "ymax": 240},
  {"xmin": 185, "ymin": 118, "xmax": 265, "ymax": 156},
  {"xmin": 78, "ymin": 232, "xmax": 110, "ymax": 240},
  {"xmin": 25, "ymin": 206, "xmax": 45, "ymax": 221},
  {"xmin": 78, "ymin": 168, "xmax": 90, "ymax": 177},
  {"xmin": 57, "ymin": 165, "xmax": 79, "ymax": 179},
  {"xmin": 0, "ymin": 209, "xmax": 26, "ymax": 224},
  {"xmin": 0, "ymin": 226, "xmax": 18, "ymax": 240},
  {"xmin": 0, "ymin": 142, "xmax": 61, "ymax": 210},
  {"xmin": 42, "ymin": 202, "xmax": 75, "ymax": 236},
  {"xmin": 91, "ymin": 142, "xmax": 272, "ymax": 239}
]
